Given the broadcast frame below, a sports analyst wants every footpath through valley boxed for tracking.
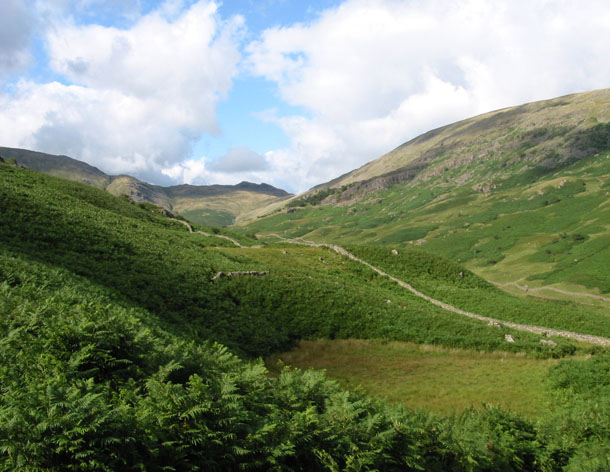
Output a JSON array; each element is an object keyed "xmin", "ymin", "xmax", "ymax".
[{"xmin": 171, "ymin": 219, "xmax": 610, "ymax": 347}]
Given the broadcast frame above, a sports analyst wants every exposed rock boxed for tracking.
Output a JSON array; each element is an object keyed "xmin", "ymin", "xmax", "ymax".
[
  {"xmin": 391, "ymin": 249, "xmax": 399, "ymax": 255},
  {"xmin": 540, "ymin": 339, "xmax": 558, "ymax": 347},
  {"xmin": 504, "ymin": 334, "xmax": 515, "ymax": 343},
  {"xmin": 212, "ymin": 271, "xmax": 269, "ymax": 281},
  {"xmin": 158, "ymin": 207, "xmax": 175, "ymax": 218},
  {"xmin": 488, "ymin": 321, "xmax": 501, "ymax": 328}
]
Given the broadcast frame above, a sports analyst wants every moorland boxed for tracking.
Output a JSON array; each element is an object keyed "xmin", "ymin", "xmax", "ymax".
[{"xmin": 2, "ymin": 88, "xmax": 610, "ymax": 470}]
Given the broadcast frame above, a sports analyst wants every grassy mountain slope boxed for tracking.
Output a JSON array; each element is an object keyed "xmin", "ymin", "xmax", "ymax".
[
  {"xmin": 0, "ymin": 146, "xmax": 110, "ymax": 188},
  {"xmin": 324, "ymin": 88, "xmax": 610, "ymax": 190},
  {"xmin": 241, "ymin": 89, "xmax": 610, "ymax": 300},
  {"xmin": 0, "ymin": 146, "xmax": 290, "ymax": 226},
  {"xmin": 167, "ymin": 182, "xmax": 291, "ymax": 226},
  {"xmin": 1, "ymin": 162, "xmax": 565, "ymax": 357},
  {"xmin": 2, "ymin": 161, "xmax": 610, "ymax": 469}
]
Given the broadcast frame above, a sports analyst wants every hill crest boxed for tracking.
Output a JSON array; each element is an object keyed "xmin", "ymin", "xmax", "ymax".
[{"xmin": 0, "ymin": 146, "xmax": 290, "ymax": 226}]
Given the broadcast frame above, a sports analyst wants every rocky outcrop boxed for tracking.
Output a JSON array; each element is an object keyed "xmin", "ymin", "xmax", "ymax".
[{"xmin": 212, "ymin": 271, "xmax": 269, "ymax": 280}]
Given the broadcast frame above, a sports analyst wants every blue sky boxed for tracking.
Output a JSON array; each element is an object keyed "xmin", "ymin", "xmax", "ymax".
[{"xmin": 1, "ymin": 0, "xmax": 610, "ymax": 192}]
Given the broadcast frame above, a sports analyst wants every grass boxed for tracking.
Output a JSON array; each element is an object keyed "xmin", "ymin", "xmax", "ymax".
[
  {"xmin": 3, "ymin": 160, "xmax": 610, "ymax": 469},
  {"xmin": 240, "ymin": 90, "xmax": 610, "ymax": 303},
  {"xmin": 267, "ymin": 339, "xmax": 559, "ymax": 417},
  {"xmin": 243, "ymin": 150, "xmax": 610, "ymax": 303},
  {"xmin": 4, "ymin": 162, "xmax": 586, "ymax": 359},
  {"xmin": 181, "ymin": 208, "xmax": 235, "ymax": 226},
  {"xmin": 345, "ymin": 245, "xmax": 610, "ymax": 338}
]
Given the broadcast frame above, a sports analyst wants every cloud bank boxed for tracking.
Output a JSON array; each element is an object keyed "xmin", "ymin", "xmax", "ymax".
[{"xmin": 0, "ymin": 0, "xmax": 34, "ymax": 77}]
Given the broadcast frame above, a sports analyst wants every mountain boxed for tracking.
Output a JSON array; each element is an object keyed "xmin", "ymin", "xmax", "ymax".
[
  {"xmin": 0, "ymin": 146, "xmax": 111, "ymax": 188},
  {"xmin": 0, "ymin": 146, "xmax": 291, "ymax": 226},
  {"xmin": 2, "ymin": 158, "xmax": 610, "ymax": 469},
  {"xmin": 241, "ymin": 88, "xmax": 610, "ymax": 299},
  {"xmin": 322, "ymin": 88, "xmax": 610, "ymax": 192}
]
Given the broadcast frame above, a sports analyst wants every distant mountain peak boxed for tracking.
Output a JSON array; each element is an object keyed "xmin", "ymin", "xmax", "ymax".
[{"xmin": 0, "ymin": 146, "xmax": 291, "ymax": 226}]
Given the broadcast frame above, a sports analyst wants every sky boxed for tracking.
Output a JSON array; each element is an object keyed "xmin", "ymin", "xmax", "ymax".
[{"xmin": 1, "ymin": 0, "xmax": 610, "ymax": 193}]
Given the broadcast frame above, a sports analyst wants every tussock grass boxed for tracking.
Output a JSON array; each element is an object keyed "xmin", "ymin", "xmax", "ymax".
[{"xmin": 267, "ymin": 339, "xmax": 557, "ymax": 417}]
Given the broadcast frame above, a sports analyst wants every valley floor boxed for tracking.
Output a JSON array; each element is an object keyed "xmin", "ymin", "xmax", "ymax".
[{"xmin": 266, "ymin": 339, "xmax": 558, "ymax": 417}]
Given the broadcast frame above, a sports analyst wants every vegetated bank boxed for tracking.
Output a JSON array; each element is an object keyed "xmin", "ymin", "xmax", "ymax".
[{"xmin": 1, "ymin": 161, "xmax": 610, "ymax": 470}]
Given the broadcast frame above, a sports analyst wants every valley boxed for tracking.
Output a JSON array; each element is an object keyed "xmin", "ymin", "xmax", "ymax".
[
  {"xmin": 2, "ymin": 88, "xmax": 610, "ymax": 470},
  {"xmin": 266, "ymin": 339, "xmax": 558, "ymax": 418},
  {"xmin": 0, "ymin": 146, "xmax": 292, "ymax": 227},
  {"xmin": 240, "ymin": 90, "xmax": 610, "ymax": 309}
]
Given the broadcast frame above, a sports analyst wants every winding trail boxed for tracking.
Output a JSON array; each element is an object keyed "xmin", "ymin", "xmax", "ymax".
[
  {"xmin": 169, "ymin": 218, "xmax": 261, "ymax": 248},
  {"xmin": 169, "ymin": 219, "xmax": 610, "ymax": 346},
  {"xmin": 265, "ymin": 235, "xmax": 610, "ymax": 346},
  {"xmin": 491, "ymin": 280, "xmax": 610, "ymax": 303}
]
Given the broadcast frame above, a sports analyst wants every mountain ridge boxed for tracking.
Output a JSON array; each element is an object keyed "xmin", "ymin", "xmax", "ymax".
[
  {"xmin": 0, "ymin": 146, "xmax": 291, "ymax": 226},
  {"xmin": 316, "ymin": 88, "xmax": 610, "ymax": 199}
]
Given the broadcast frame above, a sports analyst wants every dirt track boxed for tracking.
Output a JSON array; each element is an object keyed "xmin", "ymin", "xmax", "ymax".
[
  {"xmin": 266, "ymin": 235, "xmax": 610, "ymax": 346},
  {"xmin": 491, "ymin": 280, "xmax": 610, "ymax": 303},
  {"xmin": 171, "ymin": 220, "xmax": 610, "ymax": 346}
]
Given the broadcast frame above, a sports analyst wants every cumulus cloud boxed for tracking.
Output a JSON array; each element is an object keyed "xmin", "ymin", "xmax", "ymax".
[
  {"xmin": 209, "ymin": 146, "xmax": 269, "ymax": 172},
  {"xmin": 0, "ymin": 1, "xmax": 243, "ymax": 180},
  {"xmin": 0, "ymin": 0, "xmax": 35, "ymax": 77},
  {"xmin": 247, "ymin": 0, "xmax": 610, "ymax": 191},
  {"xmin": 4, "ymin": 0, "xmax": 610, "ymax": 193},
  {"xmin": 160, "ymin": 149, "xmax": 276, "ymax": 188}
]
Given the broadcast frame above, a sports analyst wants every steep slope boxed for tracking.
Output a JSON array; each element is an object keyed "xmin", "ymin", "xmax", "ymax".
[
  {"xmin": 0, "ymin": 146, "xmax": 290, "ymax": 226},
  {"xmin": 241, "ymin": 89, "xmax": 610, "ymax": 299},
  {"xmin": 0, "ymin": 146, "xmax": 110, "ymax": 188},
  {"xmin": 321, "ymin": 88, "xmax": 610, "ymax": 192}
]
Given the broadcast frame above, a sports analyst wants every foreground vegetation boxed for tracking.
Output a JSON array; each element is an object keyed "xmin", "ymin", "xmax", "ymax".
[
  {"xmin": 1, "ymin": 162, "xmax": 610, "ymax": 470},
  {"xmin": 2, "ymin": 248, "xmax": 610, "ymax": 470}
]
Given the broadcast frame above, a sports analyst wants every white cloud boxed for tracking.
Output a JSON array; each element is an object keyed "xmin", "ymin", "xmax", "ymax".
[
  {"xmin": 0, "ymin": 1, "xmax": 243, "ymax": 180},
  {"xmin": 209, "ymin": 146, "xmax": 269, "ymax": 172},
  {"xmin": 247, "ymin": 0, "xmax": 610, "ymax": 192},
  {"xmin": 160, "ymin": 150, "xmax": 278, "ymax": 188},
  {"xmin": 4, "ymin": 0, "xmax": 610, "ymax": 194},
  {"xmin": 0, "ymin": 0, "xmax": 35, "ymax": 77}
]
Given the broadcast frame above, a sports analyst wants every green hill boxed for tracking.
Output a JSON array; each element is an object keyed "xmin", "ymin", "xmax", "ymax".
[
  {"xmin": 241, "ymin": 89, "xmax": 610, "ymax": 303},
  {"xmin": 2, "ymin": 159, "xmax": 610, "ymax": 469},
  {"xmin": 0, "ymin": 146, "xmax": 290, "ymax": 227}
]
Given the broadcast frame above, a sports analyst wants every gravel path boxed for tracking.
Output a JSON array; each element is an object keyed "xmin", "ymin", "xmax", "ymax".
[
  {"xmin": 491, "ymin": 280, "xmax": 610, "ymax": 303},
  {"xmin": 266, "ymin": 235, "xmax": 610, "ymax": 347},
  {"xmin": 168, "ymin": 220, "xmax": 610, "ymax": 346}
]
